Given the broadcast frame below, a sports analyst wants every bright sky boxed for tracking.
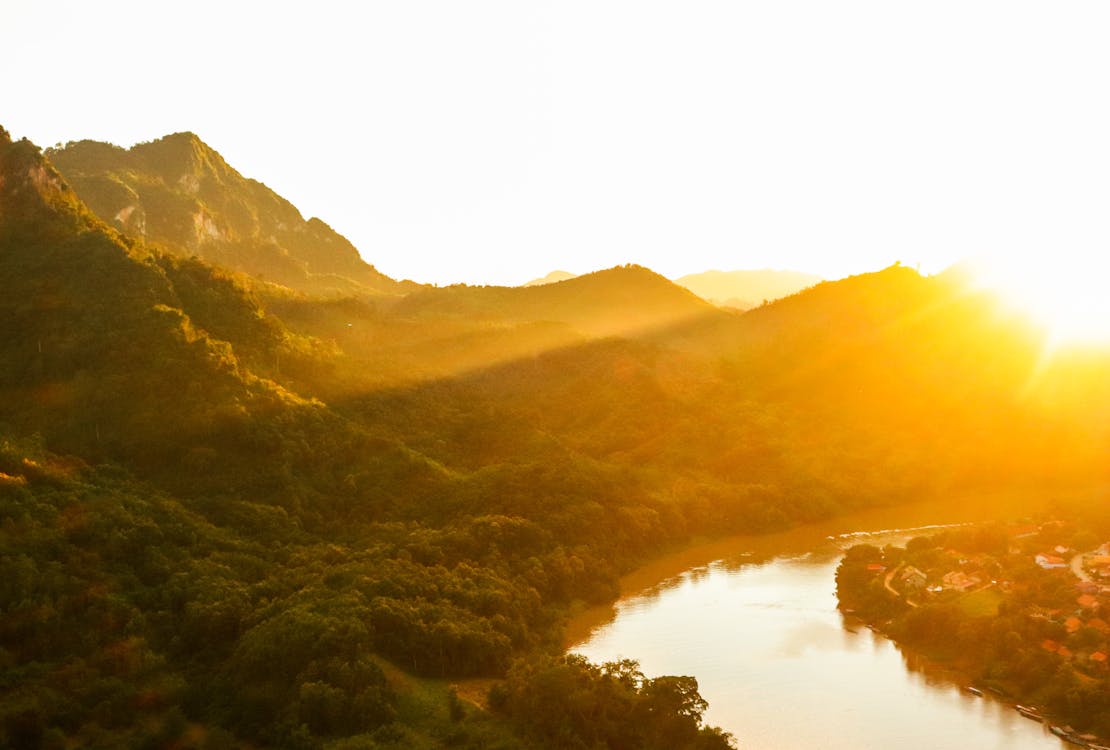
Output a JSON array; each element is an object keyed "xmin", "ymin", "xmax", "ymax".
[{"xmin": 4, "ymin": 1, "xmax": 1110, "ymax": 288}]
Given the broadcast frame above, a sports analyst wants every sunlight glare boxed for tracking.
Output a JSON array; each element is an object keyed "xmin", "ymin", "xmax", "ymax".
[{"xmin": 971, "ymin": 256, "xmax": 1110, "ymax": 346}]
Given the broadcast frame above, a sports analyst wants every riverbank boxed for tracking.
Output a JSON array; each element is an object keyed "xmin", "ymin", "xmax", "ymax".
[
  {"xmin": 565, "ymin": 487, "xmax": 1055, "ymax": 648},
  {"xmin": 836, "ymin": 515, "xmax": 1110, "ymax": 744},
  {"xmin": 562, "ymin": 486, "xmax": 1107, "ymax": 749}
]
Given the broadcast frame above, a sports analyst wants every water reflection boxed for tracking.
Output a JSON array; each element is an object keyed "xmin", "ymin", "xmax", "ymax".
[{"xmin": 567, "ymin": 498, "xmax": 1070, "ymax": 750}]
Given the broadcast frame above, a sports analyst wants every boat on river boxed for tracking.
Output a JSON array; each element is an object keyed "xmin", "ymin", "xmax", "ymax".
[
  {"xmin": 1049, "ymin": 726, "xmax": 1086, "ymax": 746},
  {"xmin": 1015, "ymin": 705, "xmax": 1042, "ymax": 721}
]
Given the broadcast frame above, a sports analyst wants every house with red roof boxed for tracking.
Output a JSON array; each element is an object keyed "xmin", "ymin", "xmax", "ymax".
[{"xmin": 1035, "ymin": 553, "xmax": 1067, "ymax": 570}]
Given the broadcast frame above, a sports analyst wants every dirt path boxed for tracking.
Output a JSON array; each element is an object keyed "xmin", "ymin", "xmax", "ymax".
[
  {"xmin": 883, "ymin": 564, "xmax": 902, "ymax": 596},
  {"xmin": 1071, "ymin": 554, "xmax": 1092, "ymax": 582},
  {"xmin": 883, "ymin": 564, "xmax": 919, "ymax": 607}
]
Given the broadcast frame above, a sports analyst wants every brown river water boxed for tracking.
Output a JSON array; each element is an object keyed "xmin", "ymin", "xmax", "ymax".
[{"xmin": 566, "ymin": 493, "xmax": 1080, "ymax": 749}]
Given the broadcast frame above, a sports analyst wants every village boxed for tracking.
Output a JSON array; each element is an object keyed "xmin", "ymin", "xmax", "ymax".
[{"xmin": 838, "ymin": 519, "xmax": 1110, "ymax": 747}]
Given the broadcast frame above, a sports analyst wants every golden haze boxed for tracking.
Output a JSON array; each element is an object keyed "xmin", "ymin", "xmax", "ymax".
[{"xmin": 971, "ymin": 256, "xmax": 1110, "ymax": 345}]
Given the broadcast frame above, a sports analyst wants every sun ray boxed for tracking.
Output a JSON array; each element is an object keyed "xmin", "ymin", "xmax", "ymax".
[{"xmin": 967, "ymin": 255, "xmax": 1110, "ymax": 347}]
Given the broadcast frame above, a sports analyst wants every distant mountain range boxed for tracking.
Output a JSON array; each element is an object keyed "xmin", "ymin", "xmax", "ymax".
[
  {"xmin": 399, "ymin": 265, "xmax": 717, "ymax": 339},
  {"xmin": 525, "ymin": 268, "xmax": 823, "ymax": 310},
  {"xmin": 47, "ymin": 133, "xmax": 413, "ymax": 296},
  {"xmin": 674, "ymin": 269, "xmax": 824, "ymax": 309},
  {"xmin": 523, "ymin": 270, "xmax": 576, "ymax": 286}
]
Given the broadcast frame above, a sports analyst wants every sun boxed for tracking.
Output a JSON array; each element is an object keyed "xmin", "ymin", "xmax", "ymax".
[{"xmin": 970, "ymin": 256, "xmax": 1110, "ymax": 347}]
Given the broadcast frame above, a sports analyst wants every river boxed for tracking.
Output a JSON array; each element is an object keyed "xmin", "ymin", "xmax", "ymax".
[{"xmin": 566, "ymin": 494, "xmax": 1077, "ymax": 749}]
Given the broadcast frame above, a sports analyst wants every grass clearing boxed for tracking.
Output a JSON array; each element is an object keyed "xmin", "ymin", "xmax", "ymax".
[
  {"xmin": 341, "ymin": 657, "xmax": 528, "ymax": 750},
  {"xmin": 957, "ymin": 587, "xmax": 1004, "ymax": 617}
]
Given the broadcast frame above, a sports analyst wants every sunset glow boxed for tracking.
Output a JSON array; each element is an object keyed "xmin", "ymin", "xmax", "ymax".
[
  {"xmin": 973, "ymin": 256, "xmax": 1110, "ymax": 345},
  {"xmin": 6, "ymin": 2, "xmax": 1110, "ymax": 748},
  {"xmin": 5, "ymin": 2, "xmax": 1110, "ymax": 286}
]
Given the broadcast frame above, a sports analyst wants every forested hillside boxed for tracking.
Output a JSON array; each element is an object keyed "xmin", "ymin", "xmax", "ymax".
[
  {"xmin": 3, "ymin": 125, "xmax": 1108, "ymax": 749},
  {"xmin": 1, "ymin": 128, "xmax": 738, "ymax": 749}
]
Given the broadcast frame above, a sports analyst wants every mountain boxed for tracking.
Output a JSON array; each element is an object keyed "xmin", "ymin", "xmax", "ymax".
[
  {"xmin": 4, "ymin": 124, "xmax": 1109, "ymax": 749},
  {"xmin": 674, "ymin": 268, "xmax": 823, "ymax": 309},
  {"xmin": 263, "ymin": 266, "xmax": 720, "ymax": 389},
  {"xmin": 522, "ymin": 269, "xmax": 576, "ymax": 286},
  {"xmin": 0, "ymin": 126, "xmax": 384, "ymax": 492},
  {"xmin": 371, "ymin": 264, "xmax": 1109, "ymax": 515},
  {"xmin": 46, "ymin": 132, "xmax": 412, "ymax": 296},
  {"xmin": 701, "ymin": 265, "xmax": 1107, "ymax": 489},
  {"xmin": 392, "ymin": 264, "xmax": 721, "ymax": 339},
  {"xmin": 0, "ymin": 127, "xmax": 742, "ymax": 749}
]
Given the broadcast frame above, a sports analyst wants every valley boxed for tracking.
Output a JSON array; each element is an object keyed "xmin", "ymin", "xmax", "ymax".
[{"xmin": 2, "ymin": 125, "xmax": 1108, "ymax": 749}]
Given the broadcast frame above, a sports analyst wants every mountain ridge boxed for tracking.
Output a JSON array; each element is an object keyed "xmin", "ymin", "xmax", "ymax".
[
  {"xmin": 0, "ymin": 127, "xmax": 328, "ymax": 468},
  {"xmin": 392, "ymin": 264, "xmax": 721, "ymax": 339},
  {"xmin": 674, "ymin": 268, "xmax": 824, "ymax": 309},
  {"xmin": 47, "ymin": 132, "xmax": 413, "ymax": 297},
  {"xmin": 522, "ymin": 269, "xmax": 577, "ymax": 286}
]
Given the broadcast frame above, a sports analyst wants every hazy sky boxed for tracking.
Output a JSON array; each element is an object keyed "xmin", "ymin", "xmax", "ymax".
[{"xmin": 5, "ymin": 1, "xmax": 1109, "ymax": 287}]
